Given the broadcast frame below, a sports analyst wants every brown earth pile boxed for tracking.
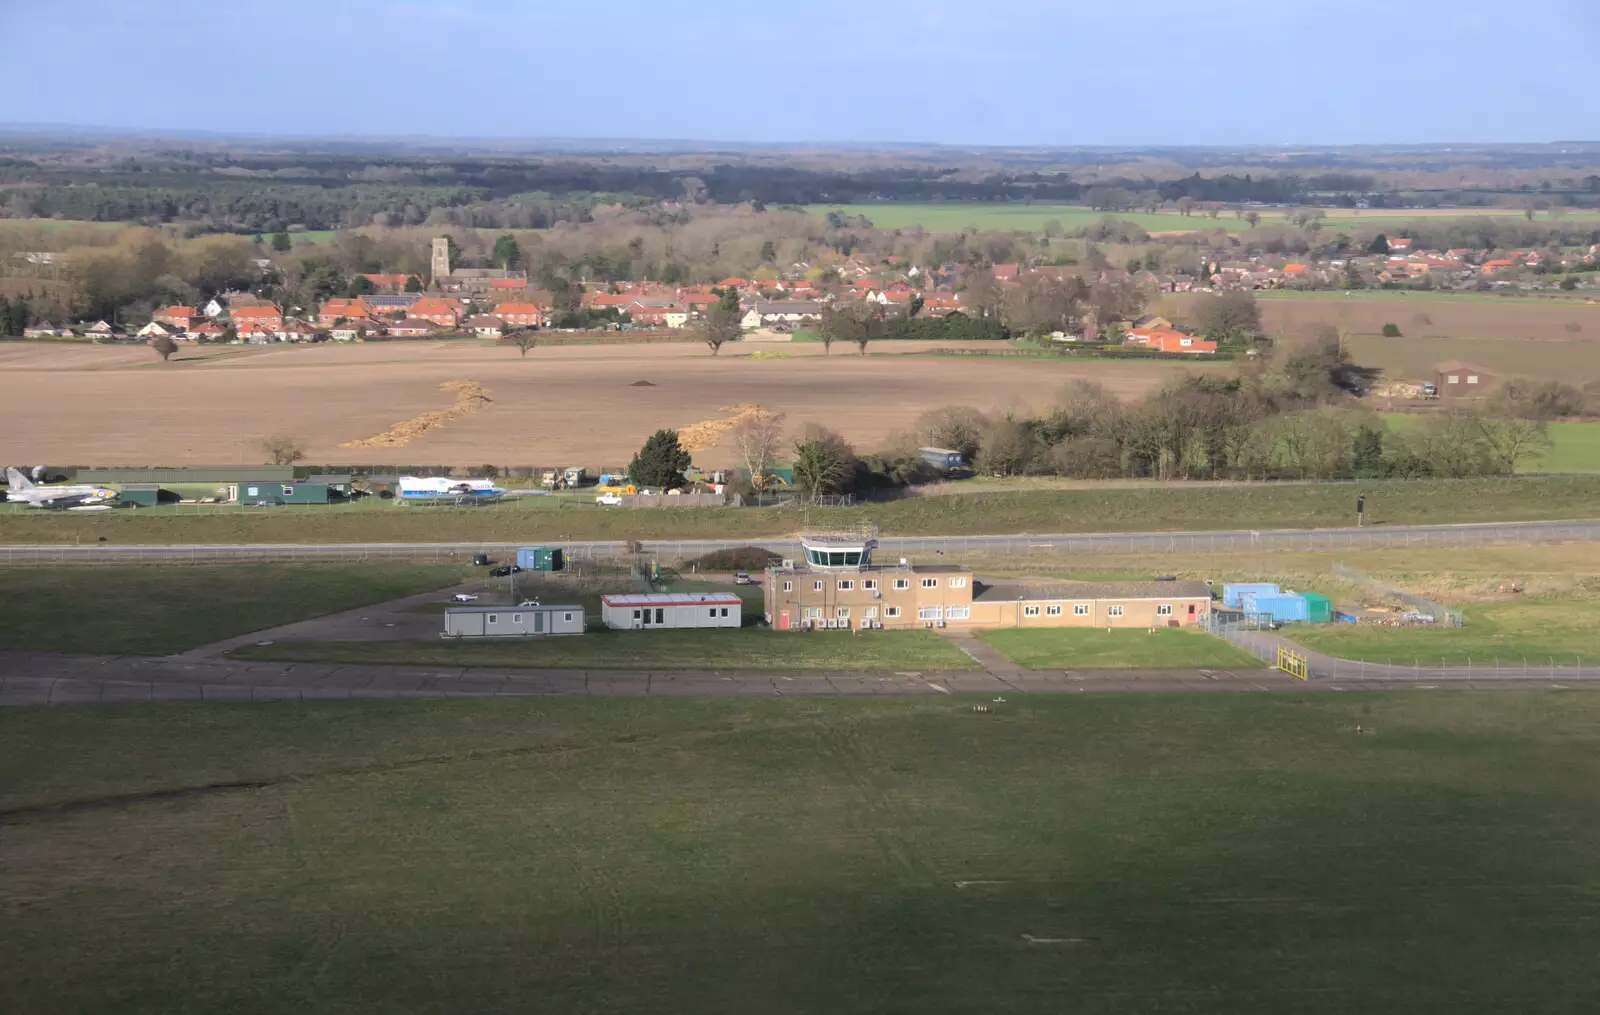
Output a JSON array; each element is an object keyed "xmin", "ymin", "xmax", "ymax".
[{"xmin": 340, "ymin": 380, "xmax": 492, "ymax": 448}]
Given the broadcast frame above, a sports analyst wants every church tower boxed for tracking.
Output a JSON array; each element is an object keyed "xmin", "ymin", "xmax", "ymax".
[{"xmin": 430, "ymin": 237, "xmax": 451, "ymax": 287}]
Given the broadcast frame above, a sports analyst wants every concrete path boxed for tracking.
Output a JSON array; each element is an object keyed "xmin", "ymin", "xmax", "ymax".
[{"xmin": 940, "ymin": 630, "xmax": 1027, "ymax": 677}]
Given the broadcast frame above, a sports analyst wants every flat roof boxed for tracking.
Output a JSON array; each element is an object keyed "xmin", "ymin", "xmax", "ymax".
[
  {"xmin": 445, "ymin": 604, "xmax": 582, "ymax": 614},
  {"xmin": 770, "ymin": 562, "xmax": 968, "ymax": 576},
  {"xmin": 973, "ymin": 580, "xmax": 1212, "ymax": 603},
  {"xmin": 601, "ymin": 593, "xmax": 743, "ymax": 606}
]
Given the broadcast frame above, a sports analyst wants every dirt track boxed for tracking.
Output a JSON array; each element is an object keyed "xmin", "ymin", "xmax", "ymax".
[{"xmin": 0, "ymin": 340, "xmax": 1204, "ymax": 466}]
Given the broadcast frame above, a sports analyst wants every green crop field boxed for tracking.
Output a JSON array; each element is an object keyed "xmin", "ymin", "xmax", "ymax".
[
  {"xmin": 0, "ymin": 564, "xmax": 464, "ymax": 655},
  {"xmin": 232, "ymin": 627, "xmax": 978, "ymax": 672},
  {"xmin": 1291, "ymin": 600, "xmax": 1600, "ymax": 665},
  {"xmin": 979, "ymin": 627, "xmax": 1263, "ymax": 670},
  {"xmin": 1380, "ymin": 418, "xmax": 1600, "ymax": 474},
  {"xmin": 809, "ymin": 203, "xmax": 1600, "ymax": 235},
  {"xmin": 3, "ymin": 476, "xmax": 1599, "ymax": 546},
  {"xmin": 7, "ymin": 691, "xmax": 1600, "ymax": 1013}
]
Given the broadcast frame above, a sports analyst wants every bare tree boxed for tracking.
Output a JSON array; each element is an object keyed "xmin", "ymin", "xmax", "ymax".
[
  {"xmin": 511, "ymin": 330, "xmax": 538, "ymax": 358},
  {"xmin": 697, "ymin": 304, "xmax": 742, "ymax": 356},
  {"xmin": 1478, "ymin": 416, "xmax": 1551, "ymax": 475},
  {"xmin": 149, "ymin": 335, "xmax": 178, "ymax": 361},
  {"xmin": 259, "ymin": 435, "xmax": 306, "ymax": 465},
  {"xmin": 731, "ymin": 409, "xmax": 786, "ymax": 491}
]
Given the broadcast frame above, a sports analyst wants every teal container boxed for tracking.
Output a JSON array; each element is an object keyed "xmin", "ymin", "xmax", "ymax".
[
  {"xmin": 516, "ymin": 546, "xmax": 564, "ymax": 571},
  {"xmin": 1298, "ymin": 592, "xmax": 1334, "ymax": 624}
]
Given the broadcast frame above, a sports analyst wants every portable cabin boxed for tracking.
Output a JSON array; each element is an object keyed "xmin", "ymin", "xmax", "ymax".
[
  {"xmin": 117, "ymin": 484, "xmax": 163, "ymax": 507},
  {"xmin": 600, "ymin": 593, "xmax": 742, "ymax": 630},
  {"xmin": 238, "ymin": 480, "xmax": 331, "ymax": 505},
  {"xmin": 1223, "ymin": 582, "xmax": 1280, "ymax": 609},
  {"xmin": 515, "ymin": 546, "xmax": 565, "ymax": 571},
  {"xmin": 1297, "ymin": 592, "xmax": 1334, "ymax": 624},
  {"xmin": 917, "ymin": 447, "xmax": 966, "ymax": 472},
  {"xmin": 443, "ymin": 604, "xmax": 584, "ymax": 638}
]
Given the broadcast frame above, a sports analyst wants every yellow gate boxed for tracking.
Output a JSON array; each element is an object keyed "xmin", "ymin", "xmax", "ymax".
[{"xmin": 1276, "ymin": 646, "xmax": 1309, "ymax": 680}]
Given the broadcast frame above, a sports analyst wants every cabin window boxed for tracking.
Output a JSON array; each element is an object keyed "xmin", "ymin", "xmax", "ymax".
[
  {"xmin": 1074, "ymin": 604, "xmax": 1090, "ymax": 616},
  {"xmin": 1023, "ymin": 606, "xmax": 1041, "ymax": 617},
  {"xmin": 1046, "ymin": 606, "xmax": 1062, "ymax": 617},
  {"xmin": 1157, "ymin": 605, "xmax": 1173, "ymax": 617},
  {"xmin": 1109, "ymin": 606, "xmax": 1124, "ymax": 617}
]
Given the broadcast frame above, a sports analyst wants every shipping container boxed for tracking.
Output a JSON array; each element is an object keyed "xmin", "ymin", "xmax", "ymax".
[
  {"xmin": 1223, "ymin": 582, "xmax": 1280, "ymax": 609},
  {"xmin": 1297, "ymin": 592, "xmax": 1334, "ymax": 624},
  {"xmin": 1241, "ymin": 591, "xmax": 1309, "ymax": 623},
  {"xmin": 515, "ymin": 546, "xmax": 564, "ymax": 571},
  {"xmin": 917, "ymin": 447, "xmax": 966, "ymax": 471}
]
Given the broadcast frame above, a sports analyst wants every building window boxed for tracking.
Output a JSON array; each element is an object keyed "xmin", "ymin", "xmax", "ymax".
[
  {"xmin": 655, "ymin": 608, "xmax": 664, "ymax": 625},
  {"xmin": 633, "ymin": 609, "xmax": 641, "ymax": 621},
  {"xmin": 487, "ymin": 614, "xmax": 498, "ymax": 624},
  {"xmin": 1109, "ymin": 605, "xmax": 1124, "ymax": 617},
  {"xmin": 1023, "ymin": 606, "xmax": 1041, "ymax": 617},
  {"xmin": 513, "ymin": 614, "xmax": 524, "ymax": 624},
  {"xmin": 836, "ymin": 607, "xmax": 850, "ymax": 619},
  {"xmin": 921, "ymin": 578, "xmax": 938, "ymax": 589},
  {"xmin": 1073, "ymin": 604, "xmax": 1090, "ymax": 616},
  {"xmin": 893, "ymin": 578, "xmax": 910, "ymax": 590},
  {"xmin": 1157, "ymin": 605, "xmax": 1173, "ymax": 617},
  {"xmin": 862, "ymin": 580, "xmax": 877, "ymax": 591},
  {"xmin": 946, "ymin": 606, "xmax": 970, "ymax": 620},
  {"xmin": 838, "ymin": 580, "xmax": 854, "ymax": 591},
  {"xmin": 246, "ymin": 486, "xmax": 258, "ymax": 497},
  {"xmin": 564, "ymin": 613, "xmax": 574, "ymax": 623},
  {"xmin": 803, "ymin": 607, "xmax": 823, "ymax": 620},
  {"xmin": 281, "ymin": 485, "xmax": 295, "ymax": 497},
  {"xmin": 813, "ymin": 580, "xmax": 824, "ymax": 592},
  {"xmin": 864, "ymin": 606, "xmax": 878, "ymax": 619},
  {"xmin": 1467, "ymin": 375, "xmax": 1479, "ymax": 384},
  {"xmin": 948, "ymin": 577, "xmax": 967, "ymax": 588},
  {"xmin": 1448, "ymin": 375, "xmax": 1460, "ymax": 384},
  {"xmin": 783, "ymin": 581, "xmax": 793, "ymax": 592},
  {"xmin": 918, "ymin": 607, "xmax": 943, "ymax": 621},
  {"xmin": 1045, "ymin": 605, "xmax": 1062, "ymax": 617},
  {"xmin": 884, "ymin": 606, "xmax": 901, "ymax": 618}
]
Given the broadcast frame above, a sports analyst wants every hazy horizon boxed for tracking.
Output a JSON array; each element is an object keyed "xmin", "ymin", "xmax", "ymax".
[{"xmin": 6, "ymin": 0, "xmax": 1599, "ymax": 147}]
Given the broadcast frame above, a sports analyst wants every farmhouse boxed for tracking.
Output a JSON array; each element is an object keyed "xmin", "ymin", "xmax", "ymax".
[{"xmin": 1432, "ymin": 360, "xmax": 1501, "ymax": 397}]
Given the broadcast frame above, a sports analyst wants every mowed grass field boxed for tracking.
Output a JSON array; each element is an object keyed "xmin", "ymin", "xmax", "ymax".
[
  {"xmin": 8, "ymin": 692, "xmax": 1600, "ymax": 1013},
  {"xmin": 0, "ymin": 565, "xmax": 464, "ymax": 655},
  {"xmin": 4, "ymin": 476, "xmax": 1600, "ymax": 545},
  {"xmin": 1380, "ymin": 417, "xmax": 1600, "ymax": 474},
  {"xmin": 809, "ymin": 203, "xmax": 1600, "ymax": 234},
  {"xmin": 1292, "ymin": 600, "xmax": 1600, "ymax": 665},
  {"xmin": 979, "ymin": 627, "xmax": 1262, "ymax": 669},
  {"xmin": 232, "ymin": 627, "xmax": 979, "ymax": 671}
]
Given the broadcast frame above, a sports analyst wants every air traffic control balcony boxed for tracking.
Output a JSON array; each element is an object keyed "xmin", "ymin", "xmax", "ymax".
[{"xmin": 798, "ymin": 527, "xmax": 879, "ymax": 571}]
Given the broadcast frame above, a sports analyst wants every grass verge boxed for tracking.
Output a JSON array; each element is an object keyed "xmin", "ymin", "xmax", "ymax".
[
  {"xmin": 978, "ymin": 627, "xmax": 1265, "ymax": 669},
  {"xmin": 6, "ymin": 692, "xmax": 1600, "ymax": 1013},
  {"xmin": 231, "ymin": 627, "xmax": 979, "ymax": 671},
  {"xmin": 3, "ymin": 476, "xmax": 1598, "ymax": 545},
  {"xmin": 1290, "ymin": 600, "xmax": 1600, "ymax": 665},
  {"xmin": 0, "ymin": 564, "xmax": 465, "ymax": 654}
]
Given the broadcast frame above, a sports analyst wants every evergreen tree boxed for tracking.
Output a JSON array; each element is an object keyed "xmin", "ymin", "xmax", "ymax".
[
  {"xmin": 270, "ymin": 230, "xmax": 292, "ymax": 252},
  {"xmin": 1367, "ymin": 233, "xmax": 1390, "ymax": 255},
  {"xmin": 492, "ymin": 234, "xmax": 523, "ymax": 269},
  {"xmin": 627, "ymin": 429, "xmax": 692, "ymax": 489}
]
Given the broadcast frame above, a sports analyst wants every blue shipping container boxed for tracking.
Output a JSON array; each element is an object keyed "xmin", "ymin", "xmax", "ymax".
[
  {"xmin": 1223, "ymin": 582, "xmax": 1280, "ymax": 609},
  {"xmin": 1242, "ymin": 592, "xmax": 1310, "ymax": 623}
]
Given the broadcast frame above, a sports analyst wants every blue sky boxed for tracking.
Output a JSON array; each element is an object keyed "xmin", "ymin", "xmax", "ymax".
[{"xmin": 4, "ymin": 0, "xmax": 1598, "ymax": 146}]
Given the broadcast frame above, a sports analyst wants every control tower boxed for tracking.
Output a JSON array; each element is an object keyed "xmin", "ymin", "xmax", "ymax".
[{"xmin": 796, "ymin": 524, "xmax": 879, "ymax": 572}]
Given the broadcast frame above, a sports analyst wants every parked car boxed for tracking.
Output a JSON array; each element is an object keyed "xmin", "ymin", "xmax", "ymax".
[
  {"xmin": 595, "ymin": 492, "xmax": 623, "ymax": 506},
  {"xmin": 489, "ymin": 565, "xmax": 523, "ymax": 577},
  {"xmin": 732, "ymin": 572, "xmax": 754, "ymax": 585}
]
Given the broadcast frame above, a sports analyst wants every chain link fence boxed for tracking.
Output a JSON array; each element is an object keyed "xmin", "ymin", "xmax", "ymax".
[{"xmin": 1330, "ymin": 562, "xmax": 1465, "ymax": 627}]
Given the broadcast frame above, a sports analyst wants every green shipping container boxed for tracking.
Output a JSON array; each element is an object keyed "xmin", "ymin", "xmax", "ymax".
[
  {"xmin": 1297, "ymin": 592, "xmax": 1334, "ymax": 624},
  {"xmin": 516, "ymin": 546, "xmax": 564, "ymax": 571}
]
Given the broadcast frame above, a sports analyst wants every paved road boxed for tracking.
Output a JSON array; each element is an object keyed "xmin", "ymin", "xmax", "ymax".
[{"xmin": 3, "ymin": 517, "xmax": 1597, "ymax": 564}]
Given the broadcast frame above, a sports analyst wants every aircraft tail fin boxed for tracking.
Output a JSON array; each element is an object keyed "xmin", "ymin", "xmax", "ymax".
[{"xmin": 6, "ymin": 467, "xmax": 33, "ymax": 490}]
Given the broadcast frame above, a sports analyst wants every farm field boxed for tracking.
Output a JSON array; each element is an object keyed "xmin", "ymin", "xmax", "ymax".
[
  {"xmin": 1216, "ymin": 294, "xmax": 1600, "ymax": 350},
  {"xmin": 231, "ymin": 627, "xmax": 979, "ymax": 671},
  {"xmin": 1346, "ymin": 332, "xmax": 1600, "ymax": 384},
  {"xmin": 8, "ymin": 692, "xmax": 1600, "ymax": 1013},
  {"xmin": 3, "ymin": 476, "xmax": 1600, "ymax": 545},
  {"xmin": 0, "ymin": 564, "xmax": 464, "ymax": 654},
  {"xmin": 0, "ymin": 339, "xmax": 1206, "ymax": 467},
  {"xmin": 1291, "ymin": 600, "xmax": 1599, "ymax": 665},
  {"xmin": 977, "ymin": 627, "xmax": 1262, "ymax": 669},
  {"xmin": 1380, "ymin": 417, "xmax": 1600, "ymax": 474},
  {"xmin": 810, "ymin": 202, "xmax": 1600, "ymax": 235}
]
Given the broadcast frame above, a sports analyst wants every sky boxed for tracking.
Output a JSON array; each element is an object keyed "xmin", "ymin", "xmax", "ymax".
[{"xmin": 4, "ymin": 0, "xmax": 1599, "ymax": 147}]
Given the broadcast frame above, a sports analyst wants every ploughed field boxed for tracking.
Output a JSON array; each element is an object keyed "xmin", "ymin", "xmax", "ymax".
[{"xmin": 0, "ymin": 340, "xmax": 1198, "ymax": 467}]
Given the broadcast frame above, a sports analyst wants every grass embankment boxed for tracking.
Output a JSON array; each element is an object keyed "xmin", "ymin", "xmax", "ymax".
[
  {"xmin": 7, "ymin": 693, "xmax": 1600, "ymax": 1013},
  {"xmin": 232, "ymin": 627, "xmax": 978, "ymax": 672},
  {"xmin": 1291, "ymin": 600, "xmax": 1600, "ymax": 665},
  {"xmin": 979, "ymin": 628, "xmax": 1264, "ymax": 669},
  {"xmin": 0, "ymin": 565, "xmax": 464, "ymax": 654},
  {"xmin": 3, "ymin": 476, "xmax": 1598, "ymax": 545}
]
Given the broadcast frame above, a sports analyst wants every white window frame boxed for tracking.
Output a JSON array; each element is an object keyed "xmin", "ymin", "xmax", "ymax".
[
  {"xmin": 838, "ymin": 580, "xmax": 854, "ymax": 591},
  {"xmin": 783, "ymin": 581, "xmax": 793, "ymax": 592},
  {"xmin": 563, "ymin": 612, "xmax": 574, "ymax": 623},
  {"xmin": 813, "ymin": 580, "xmax": 824, "ymax": 592},
  {"xmin": 917, "ymin": 606, "xmax": 943, "ymax": 621},
  {"xmin": 1157, "ymin": 605, "xmax": 1173, "ymax": 617},
  {"xmin": 281, "ymin": 485, "xmax": 295, "ymax": 497},
  {"xmin": 948, "ymin": 577, "xmax": 967, "ymax": 589},
  {"xmin": 946, "ymin": 605, "xmax": 970, "ymax": 620},
  {"xmin": 1023, "ymin": 605, "xmax": 1041, "ymax": 618},
  {"xmin": 487, "ymin": 614, "xmax": 498, "ymax": 624},
  {"xmin": 513, "ymin": 614, "xmax": 524, "ymax": 624},
  {"xmin": 835, "ymin": 606, "xmax": 850, "ymax": 619},
  {"xmin": 921, "ymin": 577, "xmax": 938, "ymax": 589},
  {"xmin": 1108, "ymin": 605, "xmax": 1124, "ymax": 617},
  {"xmin": 864, "ymin": 606, "xmax": 878, "ymax": 619},
  {"xmin": 861, "ymin": 579, "xmax": 877, "ymax": 591},
  {"xmin": 1467, "ymin": 375, "xmax": 1479, "ymax": 384},
  {"xmin": 1045, "ymin": 605, "xmax": 1062, "ymax": 617},
  {"xmin": 892, "ymin": 578, "xmax": 910, "ymax": 590},
  {"xmin": 884, "ymin": 606, "xmax": 901, "ymax": 618},
  {"xmin": 803, "ymin": 607, "xmax": 823, "ymax": 620},
  {"xmin": 1073, "ymin": 604, "xmax": 1090, "ymax": 616}
]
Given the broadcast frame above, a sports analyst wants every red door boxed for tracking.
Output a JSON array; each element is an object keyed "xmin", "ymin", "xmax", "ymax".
[{"xmin": 779, "ymin": 611, "xmax": 790, "ymax": 631}]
